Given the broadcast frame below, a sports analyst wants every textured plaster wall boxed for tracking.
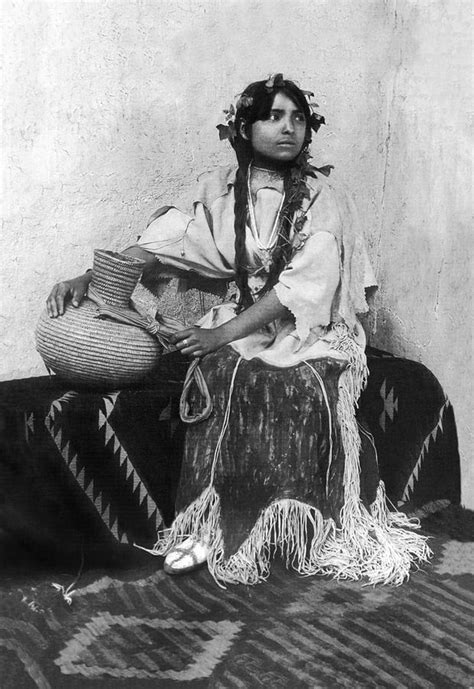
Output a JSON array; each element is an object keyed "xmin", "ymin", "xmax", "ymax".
[
  {"xmin": 368, "ymin": 0, "xmax": 472, "ymax": 507},
  {"xmin": 1, "ymin": 0, "xmax": 471, "ymax": 504}
]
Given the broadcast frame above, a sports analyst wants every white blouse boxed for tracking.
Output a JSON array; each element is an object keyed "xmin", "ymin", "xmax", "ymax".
[{"xmin": 137, "ymin": 165, "xmax": 375, "ymax": 367}]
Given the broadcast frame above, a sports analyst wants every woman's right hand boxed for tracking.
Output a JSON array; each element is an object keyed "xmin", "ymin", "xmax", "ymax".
[{"xmin": 46, "ymin": 272, "xmax": 92, "ymax": 318}]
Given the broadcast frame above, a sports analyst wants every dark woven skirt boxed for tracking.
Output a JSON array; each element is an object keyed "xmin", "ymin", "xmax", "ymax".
[
  {"xmin": 154, "ymin": 346, "xmax": 429, "ymax": 586},
  {"xmin": 178, "ymin": 347, "xmax": 375, "ymax": 557}
]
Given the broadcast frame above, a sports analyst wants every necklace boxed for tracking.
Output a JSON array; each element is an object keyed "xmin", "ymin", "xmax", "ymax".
[{"xmin": 246, "ymin": 163, "xmax": 285, "ymax": 270}]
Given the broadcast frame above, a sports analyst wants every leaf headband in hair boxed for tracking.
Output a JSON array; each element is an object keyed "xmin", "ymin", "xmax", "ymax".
[{"xmin": 216, "ymin": 73, "xmax": 326, "ymax": 143}]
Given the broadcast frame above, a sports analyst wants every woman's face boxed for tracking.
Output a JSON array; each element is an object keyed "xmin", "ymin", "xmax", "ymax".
[{"xmin": 244, "ymin": 92, "xmax": 307, "ymax": 167}]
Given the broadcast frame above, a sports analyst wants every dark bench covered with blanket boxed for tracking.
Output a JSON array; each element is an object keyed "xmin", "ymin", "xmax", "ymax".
[{"xmin": 0, "ymin": 344, "xmax": 460, "ymax": 565}]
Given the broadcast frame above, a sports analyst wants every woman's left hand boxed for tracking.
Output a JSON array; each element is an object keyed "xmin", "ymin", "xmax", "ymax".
[{"xmin": 171, "ymin": 326, "xmax": 226, "ymax": 358}]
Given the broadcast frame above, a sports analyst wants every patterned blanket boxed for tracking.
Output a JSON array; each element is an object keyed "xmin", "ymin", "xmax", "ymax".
[{"xmin": 0, "ymin": 348, "xmax": 460, "ymax": 561}]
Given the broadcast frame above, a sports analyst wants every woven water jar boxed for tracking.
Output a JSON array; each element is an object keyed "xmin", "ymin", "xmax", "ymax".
[{"xmin": 36, "ymin": 250, "xmax": 163, "ymax": 388}]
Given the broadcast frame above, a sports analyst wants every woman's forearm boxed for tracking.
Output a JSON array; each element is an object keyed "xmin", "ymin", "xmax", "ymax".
[
  {"xmin": 171, "ymin": 289, "xmax": 289, "ymax": 356},
  {"xmin": 216, "ymin": 289, "xmax": 289, "ymax": 346}
]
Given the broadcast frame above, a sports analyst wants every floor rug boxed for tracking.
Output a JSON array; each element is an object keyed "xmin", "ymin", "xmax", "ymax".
[{"xmin": 1, "ymin": 507, "xmax": 473, "ymax": 689}]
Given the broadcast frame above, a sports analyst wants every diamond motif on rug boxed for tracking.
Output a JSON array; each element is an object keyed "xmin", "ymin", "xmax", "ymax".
[{"xmin": 54, "ymin": 613, "xmax": 244, "ymax": 680}]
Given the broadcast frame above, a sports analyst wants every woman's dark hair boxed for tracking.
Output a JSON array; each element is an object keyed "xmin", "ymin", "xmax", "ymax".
[{"xmin": 230, "ymin": 77, "xmax": 316, "ymax": 312}]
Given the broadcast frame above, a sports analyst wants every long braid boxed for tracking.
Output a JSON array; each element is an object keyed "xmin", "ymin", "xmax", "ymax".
[
  {"xmin": 233, "ymin": 163, "xmax": 254, "ymax": 313},
  {"xmin": 260, "ymin": 155, "xmax": 309, "ymax": 295}
]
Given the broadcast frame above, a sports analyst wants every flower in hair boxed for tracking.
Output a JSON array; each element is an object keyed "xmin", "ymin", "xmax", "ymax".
[
  {"xmin": 217, "ymin": 103, "xmax": 236, "ymax": 141},
  {"xmin": 264, "ymin": 73, "xmax": 284, "ymax": 91},
  {"xmin": 236, "ymin": 95, "xmax": 254, "ymax": 109},
  {"xmin": 309, "ymin": 111, "xmax": 325, "ymax": 134},
  {"xmin": 217, "ymin": 95, "xmax": 254, "ymax": 142}
]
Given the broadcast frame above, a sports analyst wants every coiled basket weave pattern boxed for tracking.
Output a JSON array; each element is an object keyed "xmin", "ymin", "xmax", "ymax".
[{"xmin": 35, "ymin": 250, "xmax": 163, "ymax": 388}]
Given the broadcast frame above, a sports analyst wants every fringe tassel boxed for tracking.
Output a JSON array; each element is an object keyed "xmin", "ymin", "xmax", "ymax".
[
  {"xmin": 210, "ymin": 499, "xmax": 334, "ymax": 586},
  {"xmin": 317, "ymin": 325, "xmax": 432, "ymax": 586},
  {"xmin": 147, "ymin": 485, "xmax": 222, "ymax": 557},
  {"xmin": 144, "ymin": 324, "xmax": 431, "ymax": 587},
  {"xmin": 147, "ymin": 486, "xmax": 430, "ymax": 588}
]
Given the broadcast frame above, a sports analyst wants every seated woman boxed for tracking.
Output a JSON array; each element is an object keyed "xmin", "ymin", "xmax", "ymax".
[{"xmin": 47, "ymin": 74, "xmax": 430, "ymax": 587}]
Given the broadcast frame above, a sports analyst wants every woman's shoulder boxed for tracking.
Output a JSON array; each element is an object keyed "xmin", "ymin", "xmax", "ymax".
[
  {"xmin": 306, "ymin": 168, "xmax": 354, "ymax": 212},
  {"xmin": 303, "ymin": 169, "xmax": 355, "ymax": 239},
  {"xmin": 194, "ymin": 164, "xmax": 238, "ymax": 208},
  {"xmin": 305, "ymin": 166, "xmax": 337, "ymax": 195}
]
